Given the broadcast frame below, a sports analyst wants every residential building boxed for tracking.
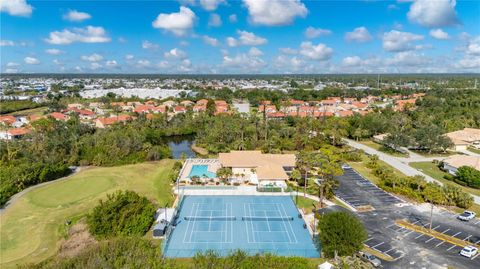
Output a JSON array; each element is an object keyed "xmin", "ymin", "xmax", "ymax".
[
  {"xmin": 443, "ymin": 155, "xmax": 480, "ymax": 175},
  {"xmin": 445, "ymin": 128, "xmax": 480, "ymax": 151}
]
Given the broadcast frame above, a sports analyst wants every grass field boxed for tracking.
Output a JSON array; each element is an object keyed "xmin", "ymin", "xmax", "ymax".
[
  {"xmin": 0, "ymin": 160, "xmax": 175, "ymax": 268},
  {"xmin": 409, "ymin": 162, "xmax": 480, "ymax": 197},
  {"xmin": 468, "ymin": 147, "xmax": 480, "ymax": 154},
  {"xmin": 295, "ymin": 195, "xmax": 320, "ymax": 214},
  {"xmin": 358, "ymin": 140, "xmax": 408, "ymax": 157},
  {"xmin": 347, "ymin": 154, "xmax": 407, "ymax": 185},
  {"xmin": 6, "ymin": 106, "xmax": 47, "ymax": 117}
]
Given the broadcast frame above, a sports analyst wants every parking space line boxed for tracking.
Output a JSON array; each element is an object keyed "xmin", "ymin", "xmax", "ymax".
[
  {"xmin": 435, "ymin": 241, "xmax": 445, "ymax": 247},
  {"xmin": 472, "ymin": 253, "xmax": 479, "ymax": 260},
  {"xmin": 463, "ymin": 235, "xmax": 472, "ymax": 241},
  {"xmin": 432, "ymin": 225, "xmax": 440, "ymax": 230},
  {"xmin": 474, "ymin": 220, "xmax": 480, "ymax": 225},
  {"xmin": 404, "ymin": 230, "xmax": 414, "ymax": 236},
  {"xmin": 425, "ymin": 237, "xmax": 435, "ymax": 243},
  {"xmin": 372, "ymin": 242, "xmax": 384, "ymax": 248},
  {"xmin": 447, "ymin": 245, "xmax": 457, "ymax": 251},
  {"xmin": 384, "ymin": 248, "xmax": 395, "ymax": 253},
  {"xmin": 452, "ymin": 232, "xmax": 462, "ymax": 237},
  {"xmin": 441, "ymin": 228, "xmax": 450, "ymax": 234},
  {"xmin": 365, "ymin": 237, "xmax": 374, "ymax": 242},
  {"xmin": 475, "ymin": 239, "xmax": 480, "ymax": 244},
  {"xmin": 415, "ymin": 233, "xmax": 424, "ymax": 239}
]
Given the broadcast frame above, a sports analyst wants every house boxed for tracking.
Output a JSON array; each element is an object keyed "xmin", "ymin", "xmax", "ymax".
[
  {"xmin": 193, "ymin": 104, "xmax": 206, "ymax": 113},
  {"xmin": 173, "ymin": 106, "xmax": 187, "ymax": 114},
  {"xmin": 445, "ymin": 128, "xmax": 480, "ymax": 151},
  {"xmin": 336, "ymin": 110, "xmax": 354, "ymax": 117},
  {"xmin": 67, "ymin": 103, "xmax": 83, "ymax": 109},
  {"xmin": 0, "ymin": 128, "xmax": 31, "ymax": 140},
  {"xmin": 394, "ymin": 99, "xmax": 416, "ymax": 111},
  {"xmin": 218, "ymin": 150, "xmax": 296, "ymax": 189},
  {"xmin": 95, "ymin": 115, "xmax": 132, "ymax": 128},
  {"xmin": 0, "ymin": 115, "xmax": 16, "ymax": 126},
  {"xmin": 196, "ymin": 99, "xmax": 209, "ymax": 106},
  {"xmin": 163, "ymin": 100, "xmax": 177, "ymax": 107},
  {"xmin": 443, "ymin": 155, "xmax": 480, "ymax": 175},
  {"xmin": 50, "ymin": 112, "xmax": 69, "ymax": 121},
  {"xmin": 134, "ymin": 105, "xmax": 155, "ymax": 114},
  {"xmin": 180, "ymin": 100, "xmax": 194, "ymax": 107}
]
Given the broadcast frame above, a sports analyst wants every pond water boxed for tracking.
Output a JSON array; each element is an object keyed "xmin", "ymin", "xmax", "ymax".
[{"xmin": 163, "ymin": 135, "xmax": 196, "ymax": 159}]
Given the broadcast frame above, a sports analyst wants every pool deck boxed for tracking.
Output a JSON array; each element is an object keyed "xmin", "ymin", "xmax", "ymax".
[{"xmin": 179, "ymin": 158, "xmax": 220, "ymax": 181}]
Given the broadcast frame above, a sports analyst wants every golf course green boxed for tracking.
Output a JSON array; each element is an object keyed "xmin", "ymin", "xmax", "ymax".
[{"xmin": 0, "ymin": 160, "xmax": 175, "ymax": 268}]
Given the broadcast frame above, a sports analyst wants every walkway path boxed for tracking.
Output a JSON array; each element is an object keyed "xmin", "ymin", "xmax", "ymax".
[{"xmin": 344, "ymin": 139, "xmax": 480, "ymax": 204}]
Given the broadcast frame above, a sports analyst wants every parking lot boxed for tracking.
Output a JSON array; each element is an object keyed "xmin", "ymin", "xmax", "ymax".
[
  {"xmin": 334, "ymin": 166, "xmax": 480, "ymax": 269},
  {"xmin": 335, "ymin": 167, "xmax": 403, "ymax": 210}
]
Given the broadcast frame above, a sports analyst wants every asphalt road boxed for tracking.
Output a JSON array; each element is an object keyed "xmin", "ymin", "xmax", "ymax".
[{"xmin": 344, "ymin": 139, "xmax": 480, "ymax": 204}]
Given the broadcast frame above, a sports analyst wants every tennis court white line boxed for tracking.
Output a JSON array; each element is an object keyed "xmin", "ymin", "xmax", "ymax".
[
  {"xmin": 189, "ymin": 203, "xmax": 200, "ymax": 243},
  {"xmin": 280, "ymin": 203, "xmax": 298, "ymax": 243},
  {"xmin": 248, "ymin": 203, "xmax": 257, "ymax": 243},
  {"xmin": 244, "ymin": 203, "xmax": 251, "ymax": 243},
  {"xmin": 183, "ymin": 202, "xmax": 196, "ymax": 243},
  {"xmin": 276, "ymin": 203, "xmax": 293, "ymax": 243}
]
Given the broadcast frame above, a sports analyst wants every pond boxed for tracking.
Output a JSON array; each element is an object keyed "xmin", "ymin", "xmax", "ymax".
[{"xmin": 163, "ymin": 135, "xmax": 196, "ymax": 159}]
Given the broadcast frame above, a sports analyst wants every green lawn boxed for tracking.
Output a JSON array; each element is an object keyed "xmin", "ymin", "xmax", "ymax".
[
  {"xmin": 0, "ymin": 160, "xmax": 175, "ymax": 269},
  {"xmin": 409, "ymin": 150, "xmax": 456, "ymax": 157},
  {"xmin": 409, "ymin": 161, "xmax": 480, "ymax": 197},
  {"xmin": 347, "ymin": 154, "xmax": 407, "ymax": 185},
  {"xmin": 294, "ymin": 195, "xmax": 319, "ymax": 214},
  {"xmin": 358, "ymin": 140, "xmax": 408, "ymax": 157},
  {"xmin": 6, "ymin": 106, "xmax": 47, "ymax": 117},
  {"xmin": 468, "ymin": 147, "xmax": 480, "ymax": 154}
]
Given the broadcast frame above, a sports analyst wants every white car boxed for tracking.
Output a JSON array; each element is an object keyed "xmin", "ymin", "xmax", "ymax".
[
  {"xmin": 457, "ymin": 211, "xmax": 476, "ymax": 221},
  {"xmin": 358, "ymin": 251, "xmax": 381, "ymax": 267},
  {"xmin": 460, "ymin": 246, "xmax": 478, "ymax": 258}
]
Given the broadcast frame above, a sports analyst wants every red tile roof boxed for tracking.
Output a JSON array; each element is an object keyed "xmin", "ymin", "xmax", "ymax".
[
  {"xmin": 0, "ymin": 115, "xmax": 16, "ymax": 125},
  {"xmin": 8, "ymin": 127, "xmax": 31, "ymax": 136},
  {"xmin": 50, "ymin": 112, "xmax": 68, "ymax": 121},
  {"xmin": 97, "ymin": 115, "xmax": 131, "ymax": 125}
]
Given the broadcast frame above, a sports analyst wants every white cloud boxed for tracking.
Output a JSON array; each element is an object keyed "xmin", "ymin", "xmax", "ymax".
[
  {"xmin": 0, "ymin": 0, "xmax": 33, "ymax": 17},
  {"xmin": 0, "ymin": 40, "xmax": 15, "ymax": 46},
  {"xmin": 158, "ymin": 60, "xmax": 169, "ymax": 68},
  {"xmin": 342, "ymin": 56, "xmax": 362, "ymax": 67},
  {"xmin": 136, "ymin": 59, "xmax": 151, "ymax": 68},
  {"xmin": 5, "ymin": 68, "xmax": 19, "ymax": 73},
  {"xmin": 299, "ymin": 42, "xmax": 333, "ymax": 61},
  {"xmin": 142, "ymin": 40, "xmax": 160, "ymax": 50},
  {"xmin": 63, "ymin": 10, "xmax": 91, "ymax": 22},
  {"xmin": 243, "ymin": 0, "xmax": 307, "ymax": 26},
  {"xmin": 52, "ymin": 59, "xmax": 62, "ymax": 65},
  {"xmin": 229, "ymin": 14, "xmax": 237, "ymax": 23},
  {"xmin": 24, "ymin": 56, "xmax": 40, "ymax": 65},
  {"xmin": 179, "ymin": 59, "xmax": 193, "ymax": 72},
  {"xmin": 7, "ymin": 62, "xmax": 19, "ymax": 67},
  {"xmin": 45, "ymin": 26, "xmax": 111, "ymax": 45},
  {"xmin": 75, "ymin": 66, "xmax": 83, "ymax": 72},
  {"xmin": 466, "ymin": 37, "xmax": 480, "ymax": 56},
  {"xmin": 385, "ymin": 51, "xmax": 430, "ymax": 66},
  {"xmin": 407, "ymin": 0, "xmax": 459, "ymax": 28},
  {"xmin": 208, "ymin": 13, "xmax": 222, "ymax": 27},
  {"xmin": 304, "ymin": 27, "xmax": 331, "ymax": 39},
  {"xmin": 81, "ymin": 53, "xmax": 103, "ymax": 62},
  {"xmin": 125, "ymin": 54, "xmax": 134, "ymax": 60},
  {"xmin": 248, "ymin": 47, "xmax": 263, "ymax": 57},
  {"xmin": 279, "ymin": 47, "xmax": 298, "ymax": 55},
  {"xmin": 226, "ymin": 37, "xmax": 238, "ymax": 47},
  {"xmin": 222, "ymin": 53, "xmax": 266, "ymax": 71},
  {"xmin": 455, "ymin": 57, "xmax": 480, "ymax": 69},
  {"xmin": 202, "ymin": 35, "xmax": 219, "ymax": 46},
  {"xmin": 90, "ymin": 62, "xmax": 102, "ymax": 70},
  {"xmin": 152, "ymin": 7, "xmax": 196, "ymax": 36},
  {"xmin": 345, "ymin": 27, "xmax": 373, "ymax": 43},
  {"xmin": 105, "ymin": 60, "xmax": 118, "ymax": 67},
  {"xmin": 45, "ymin": 48, "xmax": 64, "ymax": 55},
  {"xmin": 382, "ymin": 30, "xmax": 424, "ymax": 52},
  {"xmin": 164, "ymin": 48, "xmax": 187, "ymax": 59},
  {"xmin": 429, "ymin": 29, "xmax": 450, "ymax": 40},
  {"xmin": 200, "ymin": 0, "xmax": 225, "ymax": 11},
  {"xmin": 227, "ymin": 30, "xmax": 267, "ymax": 47},
  {"xmin": 273, "ymin": 55, "xmax": 305, "ymax": 72}
]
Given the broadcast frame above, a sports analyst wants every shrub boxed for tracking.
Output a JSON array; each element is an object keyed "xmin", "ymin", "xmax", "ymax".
[
  {"xmin": 87, "ymin": 190, "xmax": 155, "ymax": 239},
  {"xmin": 318, "ymin": 211, "xmax": 367, "ymax": 258}
]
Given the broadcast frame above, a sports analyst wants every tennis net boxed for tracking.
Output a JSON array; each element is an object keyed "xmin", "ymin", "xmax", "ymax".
[
  {"xmin": 242, "ymin": 216, "xmax": 294, "ymax": 221},
  {"xmin": 183, "ymin": 216, "xmax": 236, "ymax": 221}
]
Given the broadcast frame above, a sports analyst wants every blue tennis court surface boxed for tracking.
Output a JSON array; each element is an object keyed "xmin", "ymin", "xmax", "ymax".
[{"xmin": 163, "ymin": 195, "xmax": 319, "ymax": 258}]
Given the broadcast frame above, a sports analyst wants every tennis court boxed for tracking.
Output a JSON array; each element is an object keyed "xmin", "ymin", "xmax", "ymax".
[{"xmin": 163, "ymin": 195, "xmax": 319, "ymax": 258}]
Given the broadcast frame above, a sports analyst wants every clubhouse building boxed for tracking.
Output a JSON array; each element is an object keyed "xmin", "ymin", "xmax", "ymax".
[{"xmin": 178, "ymin": 150, "xmax": 296, "ymax": 190}]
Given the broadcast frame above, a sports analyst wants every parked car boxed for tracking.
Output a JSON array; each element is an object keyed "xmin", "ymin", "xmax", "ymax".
[
  {"xmin": 358, "ymin": 251, "xmax": 381, "ymax": 267},
  {"xmin": 341, "ymin": 164, "xmax": 351, "ymax": 169},
  {"xmin": 460, "ymin": 246, "xmax": 478, "ymax": 258},
  {"xmin": 457, "ymin": 211, "xmax": 476, "ymax": 221}
]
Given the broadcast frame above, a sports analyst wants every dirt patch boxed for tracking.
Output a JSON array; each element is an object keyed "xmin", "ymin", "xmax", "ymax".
[{"xmin": 58, "ymin": 223, "xmax": 96, "ymax": 258}]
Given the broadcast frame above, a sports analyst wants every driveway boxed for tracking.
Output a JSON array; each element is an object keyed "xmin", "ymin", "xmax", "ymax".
[{"xmin": 344, "ymin": 139, "xmax": 480, "ymax": 204}]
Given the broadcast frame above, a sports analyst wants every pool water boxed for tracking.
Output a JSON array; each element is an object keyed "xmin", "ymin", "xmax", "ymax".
[
  {"xmin": 163, "ymin": 195, "xmax": 320, "ymax": 258},
  {"xmin": 188, "ymin": 165, "xmax": 216, "ymax": 178}
]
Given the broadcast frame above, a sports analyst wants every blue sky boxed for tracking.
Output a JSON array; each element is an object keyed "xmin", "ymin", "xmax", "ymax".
[{"xmin": 1, "ymin": 0, "xmax": 479, "ymax": 74}]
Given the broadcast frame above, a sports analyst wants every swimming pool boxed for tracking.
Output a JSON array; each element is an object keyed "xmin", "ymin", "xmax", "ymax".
[
  {"xmin": 188, "ymin": 165, "xmax": 216, "ymax": 178},
  {"xmin": 163, "ymin": 195, "xmax": 320, "ymax": 258}
]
